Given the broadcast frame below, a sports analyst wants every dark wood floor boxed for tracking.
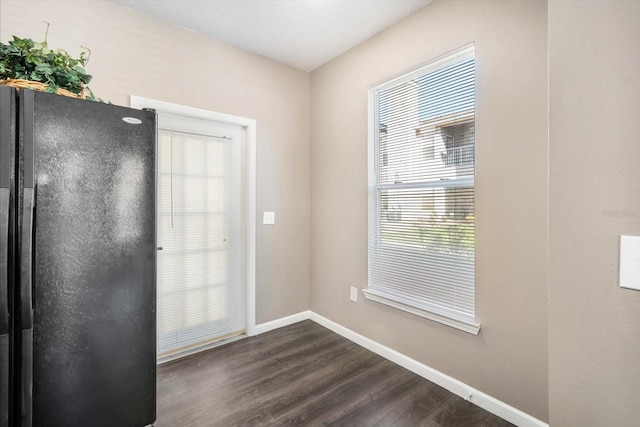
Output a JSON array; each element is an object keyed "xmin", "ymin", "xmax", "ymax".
[{"xmin": 156, "ymin": 320, "xmax": 514, "ymax": 426}]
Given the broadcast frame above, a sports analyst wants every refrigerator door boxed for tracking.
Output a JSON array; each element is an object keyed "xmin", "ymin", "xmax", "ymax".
[
  {"xmin": 22, "ymin": 90, "xmax": 156, "ymax": 427},
  {"xmin": 0, "ymin": 85, "xmax": 16, "ymax": 427}
]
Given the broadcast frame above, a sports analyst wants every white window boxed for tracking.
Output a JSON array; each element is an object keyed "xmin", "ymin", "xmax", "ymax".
[{"xmin": 364, "ymin": 44, "xmax": 479, "ymax": 334}]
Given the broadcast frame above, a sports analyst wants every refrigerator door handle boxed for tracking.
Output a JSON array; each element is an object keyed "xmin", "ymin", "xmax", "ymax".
[
  {"xmin": 0, "ymin": 188, "xmax": 9, "ymax": 427},
  {"xmin": 21, "ymin": 188, "xmax": 34, "ymax": 328},
  {"xmin": 0, "ymin": 188, "xmax": 10, "ymax": 335},
  {"xmin": 20, "ymin": 188, "xmax": 34, "ymax": 427}
]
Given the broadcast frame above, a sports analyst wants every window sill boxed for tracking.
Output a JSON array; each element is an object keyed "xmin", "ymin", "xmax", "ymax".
[{"xmin": 362, "ymin": 289, "xmax": 481, "ymax": 335}]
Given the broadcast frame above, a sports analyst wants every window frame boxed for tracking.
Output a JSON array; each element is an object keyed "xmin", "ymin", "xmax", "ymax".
[{"xmin": 364, "ymin": 44, "xmax": 480, "ymax": 335}]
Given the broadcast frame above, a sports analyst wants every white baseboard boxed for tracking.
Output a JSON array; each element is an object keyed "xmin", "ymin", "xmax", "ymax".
[
  {"xmin": 308, "ymin": 312, "xmax": 548, "ymax": 427},
  {"xmin": 252, "ymin": 310, "xmax": 312, "ymax": 335}
]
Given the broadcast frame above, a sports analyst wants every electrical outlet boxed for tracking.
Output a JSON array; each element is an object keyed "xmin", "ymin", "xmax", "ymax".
[{"xmin": 350, "ymin": 286, "xmax": 358, "ymax": 302}]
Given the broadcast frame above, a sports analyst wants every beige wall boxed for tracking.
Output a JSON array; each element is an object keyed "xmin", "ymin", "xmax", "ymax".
[
  {"xmin": 310, "ymin": 0, "xmax": 549, "ymax": 421},
  {"xmin": 7, "ymin": 0, "xmax": 640, "ymax": 424},
  {"xmin": 549, "ymin": 1, "xmax": 640, "ymax": 426},
  {"xmin": 0, "ymin": 0, "xmax": 312, "ymax": 324}
]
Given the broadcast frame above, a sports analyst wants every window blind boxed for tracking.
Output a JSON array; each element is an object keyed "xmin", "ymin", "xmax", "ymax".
[
  {"xmin": 157, "ymin": 127, "xmax": 244, "ymax": 353},
  {"xmin": 366, "ymin": 44, "xmax": 478, "ymax": 334}
]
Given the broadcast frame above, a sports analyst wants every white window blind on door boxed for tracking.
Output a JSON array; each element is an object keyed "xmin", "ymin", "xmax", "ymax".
[
  {"xmin": 365, "ymin": 44, "xmax": 479, "ymax": 334},
  {"xmin": 157, "ymin": 122, "xmax": 244, "ymax": 353}
]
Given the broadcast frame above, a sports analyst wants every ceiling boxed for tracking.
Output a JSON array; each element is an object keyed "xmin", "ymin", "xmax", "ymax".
[{"xmin": 111, "ymin": 0, "xmax": 431, "ymax": 72}]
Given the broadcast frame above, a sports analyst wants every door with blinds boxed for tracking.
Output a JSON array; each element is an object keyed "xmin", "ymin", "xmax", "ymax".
[{"xmin": 157, "ymin": 113, "xmax": 245, "ymax": 355}]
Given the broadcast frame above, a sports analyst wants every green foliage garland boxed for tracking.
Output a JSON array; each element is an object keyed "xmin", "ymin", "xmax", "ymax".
[{"xmin": 0, "ymin": 25, "xmax": 101, "ymax": 101}]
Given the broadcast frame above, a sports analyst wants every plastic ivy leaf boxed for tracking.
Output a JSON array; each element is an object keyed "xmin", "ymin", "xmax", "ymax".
[
  {"xmin": 35, "ymin": 63, "xmax": 53, "ymax": 75},
  {"xmin": 29, "ymin": 71, "xmax": 43, "ymax": 82}
]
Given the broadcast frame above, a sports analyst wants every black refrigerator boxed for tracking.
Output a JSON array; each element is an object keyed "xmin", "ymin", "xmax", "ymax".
[{"xmin": 0, "ymin": 86, "xmax": 156, "ymax": 427}]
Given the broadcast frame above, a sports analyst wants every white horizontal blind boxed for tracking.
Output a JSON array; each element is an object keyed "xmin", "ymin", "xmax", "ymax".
[
  {"xmin": 157, "ymin": 124, "xmax": 244, "ymax": 353},
  {"xmin": 368, "ymin": 44, "xmax": 477, "ymax": 329}
]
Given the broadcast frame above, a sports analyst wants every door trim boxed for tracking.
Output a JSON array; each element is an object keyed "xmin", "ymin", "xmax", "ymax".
[{"xmin": 130, "ymin": 96, "xmax": 257, "ymax": 337}]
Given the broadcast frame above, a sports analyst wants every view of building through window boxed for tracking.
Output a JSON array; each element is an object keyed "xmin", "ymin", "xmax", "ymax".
[{"xmin": 377, "ymin": 60, "xmax": 475, "ymax": 256}]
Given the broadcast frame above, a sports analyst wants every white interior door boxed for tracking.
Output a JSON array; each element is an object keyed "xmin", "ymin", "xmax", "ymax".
[{"xmin": 156, "ymin": 113, "xmax": 245, "ymax": 355}]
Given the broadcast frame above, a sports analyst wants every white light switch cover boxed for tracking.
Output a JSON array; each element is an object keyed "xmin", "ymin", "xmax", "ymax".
[
  {"xmin": 263, "ymin": 211, "xmax": 275, "ymax": 225},
  {"xmin": 620, "ymin": 235, "xmax": 640, "ymax": 291}
]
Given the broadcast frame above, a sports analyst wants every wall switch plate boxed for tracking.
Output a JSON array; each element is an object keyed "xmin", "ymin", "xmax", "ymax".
[
  {"xmin": 620, "ymin": 235, "xmax": 640, "ymax": 291},
  {"xmin": 263, "ymin": 211, "xmax": 275, "ymax": 225},
  {"xmin": 350, "ymin": 286, "xmax": 358, "ymax": 302}
]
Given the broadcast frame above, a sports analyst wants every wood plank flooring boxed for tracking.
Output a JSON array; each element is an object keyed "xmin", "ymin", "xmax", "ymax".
[{"xmin": 156, "ymin": 320, "xmax": 514, "ymax": 426}]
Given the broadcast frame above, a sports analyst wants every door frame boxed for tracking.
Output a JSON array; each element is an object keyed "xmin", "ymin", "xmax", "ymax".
[{"xmin": 130, "ymin": 96, "xmax": 257, "ymax": 337}]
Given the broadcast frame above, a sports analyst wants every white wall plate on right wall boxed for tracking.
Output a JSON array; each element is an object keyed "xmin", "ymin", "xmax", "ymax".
[{"xmin": 620, "ymin": 235, "xmax": 640, "ymax": 291}]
